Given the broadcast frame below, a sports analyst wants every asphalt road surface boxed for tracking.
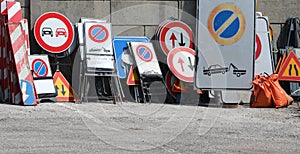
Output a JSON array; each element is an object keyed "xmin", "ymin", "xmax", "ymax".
[{"xmin": 0, "ymin": 101, "xmax": 299, "ymax": 153}]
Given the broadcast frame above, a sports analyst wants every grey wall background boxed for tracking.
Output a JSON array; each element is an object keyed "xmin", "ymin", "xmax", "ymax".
[{"xmin": 19, "ymin": 0, "xmax": 300, "ymax": 50}]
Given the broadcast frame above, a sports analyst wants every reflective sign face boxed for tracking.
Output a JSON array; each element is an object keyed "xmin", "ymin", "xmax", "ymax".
[
  {"xmin": 207, "ymin": 3, "xmax": 245, "ymax": 45},
  {"xmin": 34, "ymin": 12, "xmax": 74, "ymax": 53},
  {"xmin": 85, "ymin": 22, "xmax": 113, "ymax": 55},
  {"xmin": 196, "ymin": 0, "xmax": 255, "ymax": 90}
]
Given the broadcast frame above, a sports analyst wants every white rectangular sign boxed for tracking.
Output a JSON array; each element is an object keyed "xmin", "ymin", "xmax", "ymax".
[
  {"xmin": 128, "ymin": 42, "xmax": 162, "ymax": 77},
  {"xmin": 84, "ymin": 22, "xmax": 113, "ymax": 55},
  {"xmin": 195, "ymin": 0, "xmax": 255, "ymax": 90},
  {"xmin": 86, "ymin": 55, "xmax": 114, "ymax": 70}
]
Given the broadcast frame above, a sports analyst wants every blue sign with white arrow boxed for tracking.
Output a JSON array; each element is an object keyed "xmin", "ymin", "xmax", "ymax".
[{"xmin": 20, "ymin": 80, "xmax": 35, "ymax": 105}]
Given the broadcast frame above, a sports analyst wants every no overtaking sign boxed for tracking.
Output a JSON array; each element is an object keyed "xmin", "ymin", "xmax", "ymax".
[{"xmin": 34, "ymin": 12, "xmax": 74, "ymax": 53}]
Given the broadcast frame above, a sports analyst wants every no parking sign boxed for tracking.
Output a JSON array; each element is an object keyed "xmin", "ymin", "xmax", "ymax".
[
  {"xmin": 196, "ymin": 0, "xmax": 255, "ymax": 90},
  {"xmin": 128, "ymin": 42, "xmax": 162, "ymax": 77},
  {"xmin": 28, "ymin": 55, "xmax": 53, "ymax": 78},
  {"xmin": 85, "ymin": 22, "xmax": 113, "ymax": 55}
]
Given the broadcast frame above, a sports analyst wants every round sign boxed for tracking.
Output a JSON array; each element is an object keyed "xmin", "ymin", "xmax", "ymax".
[
  {"xmin": 159, "ymin": 21, "xmax": 194, "ymax": 56},
  {"xmin": 88, "ymin": 25, "xmax": 109, "ymax": 43},
  {"xmin": 255, "ymin": 34, "xmax": 262, "ymax": 60},
  {"xmin": 135, "ymin": 45, "xmax": 153, "ymax": 62},
  {"xmin": 32, "ymin": 59, "xmax": 49, "ymax": 78},
  {"xmin": 207, "ymin": 4, "xmax": 246, "ymax": 45},
  {"xmin": 34, "ymin": 12, "xmax": 74, "ymax": 53},
  {"xmin": 167, "ymin": 47, "xmax": 195, "ymax": 83}
]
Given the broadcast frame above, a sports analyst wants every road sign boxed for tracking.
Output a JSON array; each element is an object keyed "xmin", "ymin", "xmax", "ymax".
[
  {"xmin": 85, "ymin": 22, "xmax": 113, "ymax": 55},
  {"xmin": 32, "ymin": 59, "xmax": 48, "ymax": 78},
  {"xmin": 207, "ymin": 3, "xmax": 246, "ymax": 45},
  {"xmin": 112, "ymin": 36, "xmax": 150, "ymax": 78},
  {"xmin": 159, "ymin": 21, "xmax": 194, "ymax": 55},
  {"xmin": 34, "ymin": 12, "xmax": 74, "ymax": 53},
  {"xmin": 278, "ymin": 52, "xmax": 300, "ymax": 81},
  {"xmin": 53, "ymin": 70, "xmax": 78, "ymax": 102},
  {"xmin": 28, "ymin": 55, "xmax": 53, "ymax": 78},
  {"xmin": 196, "ymin": 0, "xmax": 255, "ymax": 90},
  {"xmin": 129, "ymin": 42, "xmax": 162, "ymax": 77},
  {"xmin": 255, "ymin": 16, "xmax": 274, "ymax": 75},
  {"xmin": 28, "ymin": 55, "xmax": 56, "ymax": 100},
  {"xmin": 136, "ymin": 45, "xmax": 153, "ymax": 62},
  {"xmin": 167, "ymin": 47, "xmax": 195, "ymax": 83},
  {"xmin": 127, "ymin": 66, "xmax": 140, "ymax": 85},
  {"xmin": 20, "ymin": 80, "xmax": 36, "ymax": 105},
  {"xmin": 88, "ymin": 25, "xmax": 109, "ymax": 43}
]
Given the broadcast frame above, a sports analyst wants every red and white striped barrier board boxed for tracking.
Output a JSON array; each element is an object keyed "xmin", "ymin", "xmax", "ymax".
[
  {"xmin": 6, "ymin": 1, "xmax": 21, "ymax": 23},
  {"xmin": 5, "ymin": 1, "xmax": 37, "ymax": 105},
  {"xmin": 21, "ymin": 19, "xmax": 30, "ymax": 54}
]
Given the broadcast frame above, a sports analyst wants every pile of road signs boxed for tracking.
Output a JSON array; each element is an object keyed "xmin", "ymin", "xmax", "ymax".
[
  {"xmin": 33, "ymin": 12, "xmax": 79, "ymax": 102},
  {"xmin": 112, "ymin": 36, "xmax": 150, "ymax": 103},
  {"xmin": 0, "ymin": 0, "xmax": 38, "ymax": 105},
  {"xmin": 154, "ymin": 18, "xmax": 199, "ymax": 103}
]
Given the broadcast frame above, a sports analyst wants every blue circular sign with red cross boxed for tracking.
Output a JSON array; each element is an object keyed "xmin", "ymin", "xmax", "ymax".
[
  {"xmin": 32, "ymin": 59, "xmax": 48, "ymax": 78},
  {"xmin": 136, "ymin": 45, "xmax": 153, "ymax": 62},
  {"xmin": 207, "ymin": 4, "xmax": 245, "ymax": 45},
  {"xmin": 88, "ymin": 25, "xmax": 109, "ymax": 43}
]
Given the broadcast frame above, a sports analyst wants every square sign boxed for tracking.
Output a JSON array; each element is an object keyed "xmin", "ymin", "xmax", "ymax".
[
  {"xmin": 28, "ymin": 55, "xmax": 53, "ymax": 78},
  {"xmin": 195, "ymin": 0, "xmax": 255, "ymax": 90},
  {"xmin": 84, "ymin": 22, "xmax": 113, "ymax": 55},
  {"xmin": 128, "ymin": 42, "xmax": 162, "ymax": 77}
]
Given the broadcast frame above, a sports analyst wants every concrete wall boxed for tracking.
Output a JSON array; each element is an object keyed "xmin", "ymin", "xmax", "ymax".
[{"xmin": 18, "ymin": 0, "xmax": 300, "ymax": 50}]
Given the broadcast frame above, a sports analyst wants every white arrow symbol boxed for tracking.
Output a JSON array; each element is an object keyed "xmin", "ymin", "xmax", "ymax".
[{"xmin": 21, "ymin": 82, "xmax": 29, "ymax": 101}]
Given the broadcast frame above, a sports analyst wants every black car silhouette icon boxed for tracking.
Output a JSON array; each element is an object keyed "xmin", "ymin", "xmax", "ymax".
[
  {"xmin": 203, "ymin": 64, "xmax": 229, "ymax": 76},
  {"xmin": 42, "ymin": 27, "xmax": 53, "ymax": 37}
]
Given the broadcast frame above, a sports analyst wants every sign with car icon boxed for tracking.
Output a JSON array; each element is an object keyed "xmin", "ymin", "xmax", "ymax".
[
  {"xmin": 203, "ymin": 63, "xmax": 246, "ymax": 77},
  {"xmin": 42, "ymin": 27, "xmax": 53, "ymax": 37},
  {"xmin": 34, "ymin": 12, "xmax": 74, "ymax": 53}
]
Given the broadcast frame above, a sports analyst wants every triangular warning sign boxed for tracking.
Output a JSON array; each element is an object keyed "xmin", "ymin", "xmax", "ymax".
[
  {"xmin": 278, "ymin": 52, "xmax": 300, "ymax": 81},
  {"xmin": 53, "ymin": 71, "xmax": 78, "ymax": 102},
  {"xmin": 127, "ymin": 66, "xmax": 140, "ymax": 85},
  {"xmin": 275, "ymin": 52, "xmax": 286, "ymax": 74}
]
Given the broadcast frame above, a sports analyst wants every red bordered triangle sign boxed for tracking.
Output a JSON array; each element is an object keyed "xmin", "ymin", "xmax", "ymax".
[
  {"xmin": 127, "ymin": 66, "xmax": 140, "ymax": 85},
  {"xmin": 53, "ymin": 70, "xmax": 78, "ymax": 102},
  {"xmin": 278, "ymin": 52, "xmax": 300, "ymax": 81}
]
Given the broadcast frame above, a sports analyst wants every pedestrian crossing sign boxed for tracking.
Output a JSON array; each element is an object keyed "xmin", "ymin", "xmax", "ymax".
[{"xmin": 278, "ymin": 52, "xmax": 300, "ymax": 81}]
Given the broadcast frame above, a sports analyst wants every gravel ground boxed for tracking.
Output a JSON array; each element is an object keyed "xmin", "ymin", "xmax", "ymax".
[{"xmin": 0, "ymin": 101, "xmax": 299, "ymax": 154}]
